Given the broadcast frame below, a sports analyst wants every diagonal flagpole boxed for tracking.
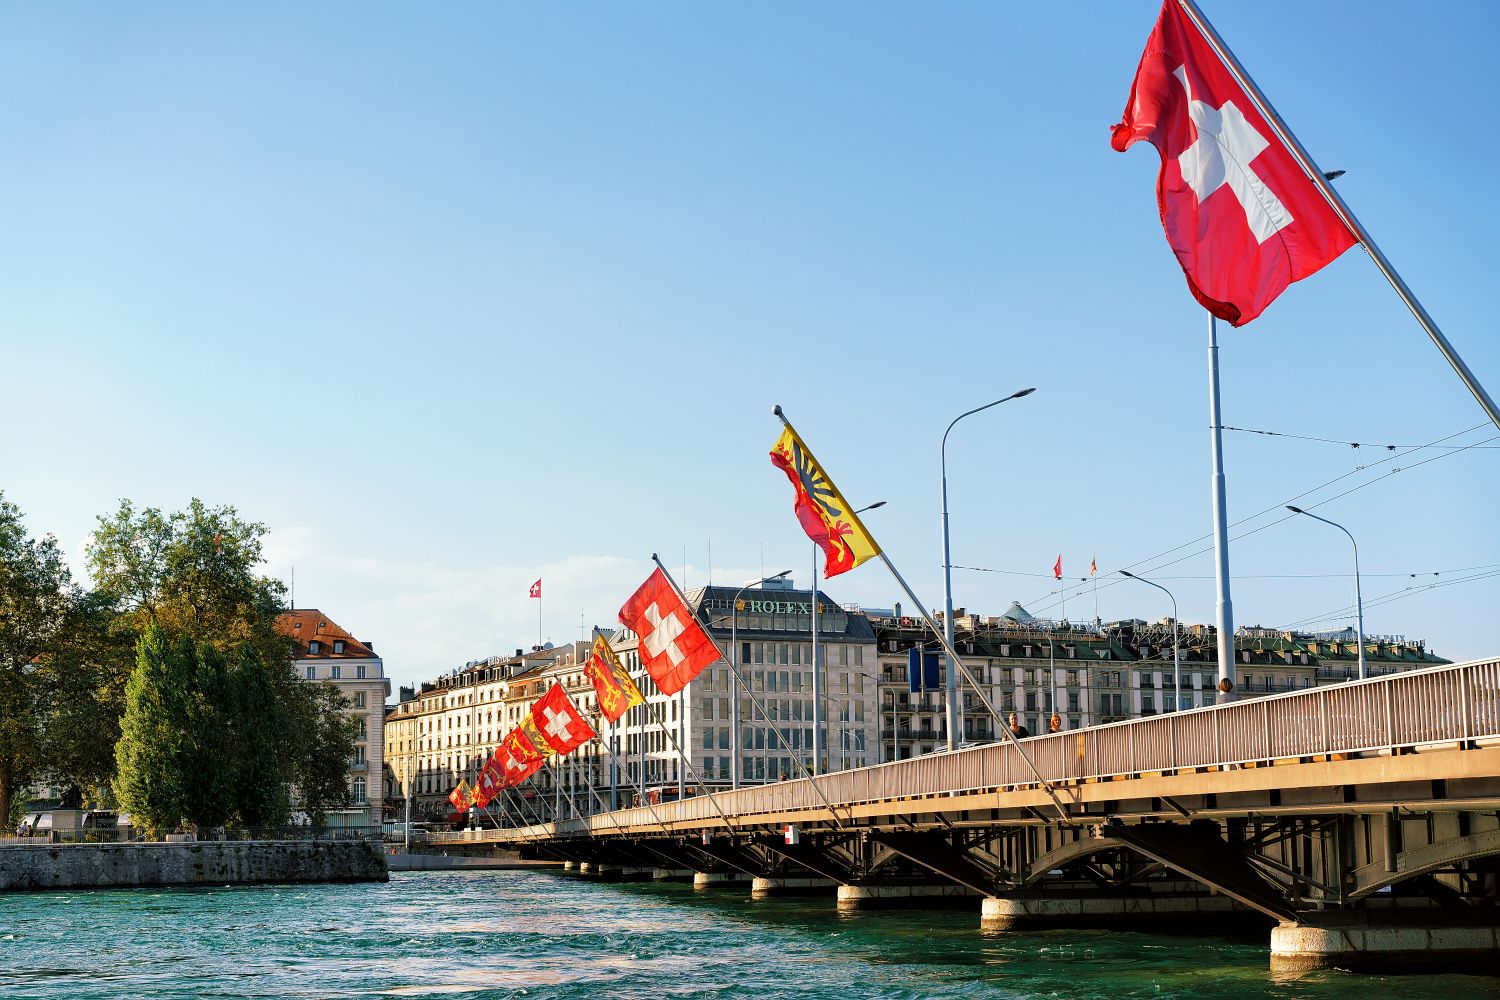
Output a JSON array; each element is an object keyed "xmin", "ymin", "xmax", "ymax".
[
  {"xmin": 773, "ymin": 406, "xmax": 1071, "ymax": 823},
  {"xmin": 650, "ymin": 554, "xmax": 849, "ymax": 831},
  {"xmin": 1176, "ymin": 0, "xmax": 1500, "ymax": 433}
]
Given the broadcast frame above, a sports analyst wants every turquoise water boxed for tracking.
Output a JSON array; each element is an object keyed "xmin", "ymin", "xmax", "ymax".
[{"xmin": 0, "ymin": 871, "xmax": 1493, "ymax": 998}]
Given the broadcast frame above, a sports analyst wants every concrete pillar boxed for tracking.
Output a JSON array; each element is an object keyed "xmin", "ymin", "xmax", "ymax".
[
  {"xmin": 750, "ymin": 876, "xmax": 837, "ymax": 898},
  {"xmin": 692, "ymin": 872, "xmax": 746, "ymax": 890},
  {"xmin": 980, "ymin": 893, "xmax": 1249, "ymax": 931},
  {"xmin": 562, "ymin": 861, "xmax": 577, "ymax": 871},
  {"xmin": 614, "ymin": 866, "xmax": 655, "ymax": 882},
  {"xmin": 1270, "ymin": 919, "xmax": 1500, "ymax": 974},
  {"xmin": 836, "ymin": 884, "xmax": 980, "ymax": 910}
]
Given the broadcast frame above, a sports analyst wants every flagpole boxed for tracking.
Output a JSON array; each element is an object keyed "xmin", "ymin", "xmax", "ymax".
[
  {"xmin": 1207, "ymin": 313, "xmax": 1238, "ymax": 701},
  {"xmin": 650, "ymin": 554, "xmax": 848, "ymax": 830},
  {"xmin": 1175, "ymin": 0, "xmax": 1500, "ymax": 433},
  {"xmin": 770, "ymin": 406, "xmax": 1069, "ymax": 823}
]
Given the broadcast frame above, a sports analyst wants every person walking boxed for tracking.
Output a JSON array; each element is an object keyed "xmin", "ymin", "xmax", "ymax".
[{"xmin": 1007, "ymin": 712, "xmax": 1031, "ymax": 739}]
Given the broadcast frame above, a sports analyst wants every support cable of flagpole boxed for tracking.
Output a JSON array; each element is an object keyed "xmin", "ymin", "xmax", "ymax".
[
  {"xmin": 498, "ymin": 785, "xmax": 546, "ymax": 845},
  {"xmin": 772, "ymin": 405, "xmax": 1070, "ymax": 824},
  {"xmin": 595, "ymin": 736, "xmax": 676, "ymax": 835},
  {"xmin": 875, "ymin": 551, "xmax": 1072, "ymax": 824},
  {"xmin": 639, "ymin": 690, "xmax": 738, "ymax": 835},
  {"xmin": 587, "ymin": 628, "xmax": 684, "ymax": 836},
  {"xmin": 651, "ymin": 554, "xmax": 849, "ymax": 832},
  {"xmin": 1176, "ymin": 0, "xmax": 1500, "ymax": 434}
]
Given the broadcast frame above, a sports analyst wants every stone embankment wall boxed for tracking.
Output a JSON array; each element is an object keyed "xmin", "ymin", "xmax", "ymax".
[{"xmin": 0, "ymin": 840, "xmax": 388, "ymax": 891}]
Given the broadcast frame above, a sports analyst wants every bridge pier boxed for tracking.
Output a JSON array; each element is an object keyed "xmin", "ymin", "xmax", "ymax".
[
  {"xmin": 1270, "ymin": 916, "xmax": 1500, "ymax": 974},
  {"xmin": 980, "ymin": 890, "xmax": 1253, "ymax": 931},
  {"xmin": 692, "ymin": 872, "xmax": 748, "ymax": 890},
  {"xmin": 750, "ymin": 876, "xmax": 837, "ymax": 898},
  {"xmin": 836, "ymin": 884, "xmax": 980, "ymax": 911}
]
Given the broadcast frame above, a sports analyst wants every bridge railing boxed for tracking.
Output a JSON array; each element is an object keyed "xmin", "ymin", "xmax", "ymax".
[{"xmin": 475, "ymin": 656, "xmax": 1500, "ymax": 838}]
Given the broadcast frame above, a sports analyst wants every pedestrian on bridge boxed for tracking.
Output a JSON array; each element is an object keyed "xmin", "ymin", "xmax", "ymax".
[
  {"xmin": 1049, "ymin": 713, "xmax": 1063, "ymax": 734},
  {"xmin": 1007, "ymin": 713, "xmax": 1030, "ymax": 739}
]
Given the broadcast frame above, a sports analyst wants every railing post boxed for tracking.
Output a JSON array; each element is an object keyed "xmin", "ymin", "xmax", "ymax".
[
  {"xmin": 1261, "ymin": 699, "xmax": 1271, "ymax": 760},
  {"xmin": 1212, "ymin": 705, "xmax": 1221, "ymax": 765},
  {"xmin": 1128, "ymin": 721, "xmax": 1136, "ymax": 775},
  {"xmin": 1168, "ymin": 713, "xmax": 1177, "ymax": 771},
  {"xmin": 1319, "ymin": 690, "xmax": 1330, "ymax": 755},
  {"xmin": 1383, "ymin": 681, "xmax": 1395, "ymax": 751},
  {"xmin": 1458, "ymin": 665, "xmax": 1473, "ymax": 747}
]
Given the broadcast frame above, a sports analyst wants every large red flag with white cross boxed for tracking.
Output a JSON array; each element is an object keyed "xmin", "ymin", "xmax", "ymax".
[
  {"xmin": 618, "ymin": 567, "xmax": 720, "ymax": 696},
  {"xmin": 529, "ymin": 682, "xmax": 596, "ymax": 755},
  {"xmin": 1111, "ymin": 1, "xmax": 1356, "ymax": 326}
]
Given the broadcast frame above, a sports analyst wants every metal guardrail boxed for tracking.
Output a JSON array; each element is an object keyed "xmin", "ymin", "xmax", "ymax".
[{"xmin": 451, "ymin": 657, "xmax": 1500, "ymax": 840}]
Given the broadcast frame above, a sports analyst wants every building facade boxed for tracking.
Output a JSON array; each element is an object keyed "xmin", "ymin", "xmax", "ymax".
[{"xmin": 278, "ymin": 609, "xmax": 391, "ymax": 827}]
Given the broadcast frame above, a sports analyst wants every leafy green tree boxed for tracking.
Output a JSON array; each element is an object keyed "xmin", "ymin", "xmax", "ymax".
[
  {"xmin": 292, "ymin": 683, "xmax": 360, "ymax": 827},
  {"xmin": 182, "ymin": 641, "xmax": 234, "ymax": 829},
  {"xmin": 113, "ymin": 625, "xmax": 194, "ymax": 835},
  {"xmin": 0, "ymin": 494, "xmax": 74, "ymax": 826},
  {"xmin": 229, "ymin": 645, "xmax": 288, "ymax": 828}
]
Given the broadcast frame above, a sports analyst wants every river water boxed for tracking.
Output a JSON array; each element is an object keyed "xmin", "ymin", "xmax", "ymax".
[{"xmin": 0, "ymin": 870, "xmax": 1493, "ymax": 999}]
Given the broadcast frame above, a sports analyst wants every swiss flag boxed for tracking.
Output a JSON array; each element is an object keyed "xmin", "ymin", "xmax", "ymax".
[
  {"xmin": 618, "ymin": 567, "xmax": 720, "ymax": 696},
  {"xmin": 529, "ymin": 579, "xmax": 542, "ymax": 599},
  {"xmin": 1111, "ymin": 1, "xmax": 1356, "ymax": 326},
  {"xmin": 530, "ymin": 682, "xmax": 596, "ymax": 755}
]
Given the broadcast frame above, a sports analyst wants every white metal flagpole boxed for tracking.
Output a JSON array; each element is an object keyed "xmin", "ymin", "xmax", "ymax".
[
  {"xmin": 1177, "ymin": 0, "xmax": 1500, "ymax": 433},
  {"xmin": 1207, "ymin": 313, "xmax": 1237, "ymax": 701}
]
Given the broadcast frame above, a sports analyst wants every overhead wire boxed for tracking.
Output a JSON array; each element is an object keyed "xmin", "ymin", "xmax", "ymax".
[{"xmin": 968, "ymin": 421, "xmax": 1496, "ymax": 619}]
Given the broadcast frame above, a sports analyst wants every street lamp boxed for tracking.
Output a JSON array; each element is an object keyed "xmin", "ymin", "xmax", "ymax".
[
  {"xmin": 1286, "ymin": 506, "xmax": 1366, "ymax": 680},
  {"xmin": 1119, "ymin": 570, "xmax": 1182, "ymax": 713},
  {"xmin": 812, "ymin": 499, "xmax": 886, "ymax": 776},
  {"xmin": 731, "ymin": 569, "xmax": 791, "ymax": 789},
  {"xmin": 941, "ymin": 388, "xmax": 1036, "ymax": 749}
]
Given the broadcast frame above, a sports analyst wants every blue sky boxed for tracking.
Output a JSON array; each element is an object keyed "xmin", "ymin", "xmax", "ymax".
[{"xmin": 3, "ymin": 2, "xmax": 1497, "ymax": 689}]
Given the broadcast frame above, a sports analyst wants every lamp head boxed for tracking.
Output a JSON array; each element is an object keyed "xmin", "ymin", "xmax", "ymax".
[
  {"xmin": 1012, "ymin": 387, "xmax": 1038, "ymax": 399},
  {"xmin": 1119, "ymin": 569, "xmax": 1136, "ymax": 579},
  {"xmin": 772, "ymin": 569, "xmax": 791, "ymax": 579},
  {"xmin": 1286, "ymin": 505, "xmax": 1304, "ymax": 515},
  {"xmin": 866, "ymin": 500, "xmax": 887, "ymax": 510}
]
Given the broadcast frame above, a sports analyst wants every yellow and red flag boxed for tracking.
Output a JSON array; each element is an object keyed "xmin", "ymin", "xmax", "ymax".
[
  {"xmin": 472, "ymin": 761, "xmax": 503, "ymax": 808},
  {"xmin": 770, "ymin": 424, "xmax": 880, "ymax": 578},
  {"xmin": 448, "ymin": 779, "xmax": 473, "ymax": 811},
  {"xmin": 584, "ymin": 633, "xmax": 645, "ymax": 724},
  {"xmin": 496, "ymin": 723, "xmax": 547, "ymax": 787}
]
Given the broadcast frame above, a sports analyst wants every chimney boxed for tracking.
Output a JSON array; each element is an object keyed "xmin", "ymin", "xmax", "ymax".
[{"xmin": 363, "ymin": 640, "xmax": 375, "ymax": 652}]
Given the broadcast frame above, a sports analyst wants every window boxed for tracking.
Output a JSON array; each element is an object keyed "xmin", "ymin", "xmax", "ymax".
[
  {"xmin": 334, "ymin": 640, "xmax": 345, "ymax": 654},
  {"xmin": 357, "ymin": 664, "xmax": 367, "ymax": 679},
  {"xmin": 353, "ymin": 692, "xmax": 366, "ymax": 709},
  {"xmin": 331, "ymin": 665, "xmax": 342, "ymax": 680},
  {"xmin": 309, "ymin": 641, "xmax": 321, "ymax": 654},
  {"xmin": 358, "ymin": 720, "xmax": 368, "ymax": 740},
  {"xmin": 305, "ymin": 666, "xmax": 316, "ymax": 680},
  {"xmin": 353, "ymin": 776, "xmax": 367, "ymax": 805},
  {"xmin": 354, "ymin": 746, "xmax": 366, "ymax": 765}
]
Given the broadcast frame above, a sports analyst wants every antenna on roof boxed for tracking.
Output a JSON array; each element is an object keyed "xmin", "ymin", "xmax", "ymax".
[{"xmin": 290, "ymin": 565, "xmax": 294, "ymax": 610}]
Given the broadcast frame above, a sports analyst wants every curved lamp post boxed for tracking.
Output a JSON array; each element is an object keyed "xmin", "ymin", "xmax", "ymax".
[
  {"xmin": 1286, "ymin": 506, "xmax": 1366, "ymax": 680},
  {"xmin": 940, "ymin": 388, "xmax": 1036, "ymax": 749},
  {"xmin": 1120, "ymin": 569, "xmax": 1182, "ymax": 713},
  {"xmin": 731, "ymin": 569, "xmax": 791, "ymax": 789}
]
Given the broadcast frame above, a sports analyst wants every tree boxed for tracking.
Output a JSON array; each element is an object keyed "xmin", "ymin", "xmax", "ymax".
[
  {"xmin": 89, "ymin": 498, "xmax": 354, "ymax": 826},
  {"xmin": 181, "ymin": 641, "xmax": 234, "ymax": 829},
  {"xmin": 0, "ymin": 494, "xmax": 74, "ymax": 826},
  {"xmin": 229, "ymin": 645, "xmax": 288, "ymax": 828},
  {"xmin": 292, "ymin": 683, "xmax": 360, "ymax": 827},
  {"xmin": 113, "ymin": 625, "xmax": 194, "ymax": 835}
]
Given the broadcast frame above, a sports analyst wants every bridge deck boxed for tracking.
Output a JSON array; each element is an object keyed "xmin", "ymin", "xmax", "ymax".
[{"xmin": 434, "ymin": 657, "xmax": 1500, "ymax": 844}]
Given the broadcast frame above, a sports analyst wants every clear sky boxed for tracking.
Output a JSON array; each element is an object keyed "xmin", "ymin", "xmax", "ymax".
[{"xmin": 4, "ymin": 1, "xmax": 1498, "ymax": 690}]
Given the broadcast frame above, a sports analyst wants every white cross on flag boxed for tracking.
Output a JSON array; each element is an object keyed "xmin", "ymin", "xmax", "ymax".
[
  {"xmin": 1111, "ymin": 1, "xmax": 1356, "ymax": 326},
  {"xmin": 529, "ymin": 682, "xmax": 596, "ymax": 755},
  {"xmin": 618, "ymin": 567, "xmax": 720, "ymax": 696}
]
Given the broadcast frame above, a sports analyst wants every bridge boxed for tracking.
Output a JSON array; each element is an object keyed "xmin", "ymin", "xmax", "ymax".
[{"xmin": 432, "ymin": 657, "xmax": 1500, "ymax": 973}]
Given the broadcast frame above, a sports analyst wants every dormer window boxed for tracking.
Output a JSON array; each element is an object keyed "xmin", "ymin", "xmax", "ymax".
[
  {"xmin": 309, "ymin": 640, "xmax": 321, "ymax": 654},
  {"xmin": 334, "ymin": 640, "xmax": 345, "ymax": 654}
]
